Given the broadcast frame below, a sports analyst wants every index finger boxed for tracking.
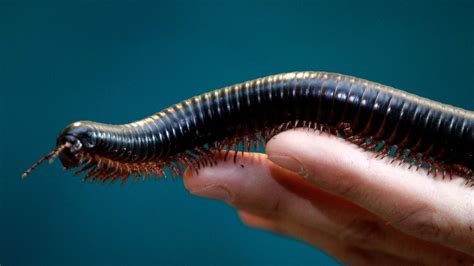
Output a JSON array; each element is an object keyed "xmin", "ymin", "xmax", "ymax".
[{"xmin": 266, "ymin": 129, "xmax": 474, "ymax": 255}]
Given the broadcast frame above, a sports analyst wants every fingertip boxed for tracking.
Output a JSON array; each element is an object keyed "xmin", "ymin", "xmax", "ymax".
[
  {"xmin": 183, "ymin": 153, "xmax": 275, "ymax": 204},
  {"xmin": 266, "ymin": 129, "xmax": 361, "ymax": 182},
  {"xmin": 182, "ymin": 153, "xmax": 249, "ymax": 192},
  {"xmin": 182, "ymin": 167, "xmax": 200, "ymax": 191},
  {"xmin": 182, "ymin": 163, "xmax": 235, "ymax": 202}
]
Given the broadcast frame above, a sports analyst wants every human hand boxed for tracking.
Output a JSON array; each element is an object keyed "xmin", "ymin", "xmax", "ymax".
[{"xmin": 184, "ymin": 129, "xmax": 474, "ymax": 265}]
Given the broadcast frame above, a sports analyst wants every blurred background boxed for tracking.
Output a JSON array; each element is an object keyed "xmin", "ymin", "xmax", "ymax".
[{"xmin": 1, "ymin": 0, "xmax": 473, "ymax": 265}]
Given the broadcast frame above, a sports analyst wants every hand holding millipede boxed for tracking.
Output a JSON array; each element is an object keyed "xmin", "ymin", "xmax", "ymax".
[
  {"xmin": 184, "ymin": 130, "xmax": 474, "ymax": 264},
  {"xmin": 22, "ymin": 71, "xmax": 474, "ymax": 263}
]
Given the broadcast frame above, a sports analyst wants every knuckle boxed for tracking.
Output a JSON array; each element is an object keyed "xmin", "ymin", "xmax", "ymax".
[
  {"xmin": 269, "ymin": 195, "xmax": 284, "ymax": 214},
  {"xmin": 299, "ymin": 166, "xmax": 314, "ymax": 180},
  {"xmin": 231, "ymin": 192, "xmax": 286, "ymax": 216},
  {"xmin": 301, "ymin": 166, "xmax": 366, "ymax": 202},
  {"xmin": 330, "ymin": 177, "xmax": 364, "ymax": 201},
  {"xmin": 340, "ymin": 245, "xmax": 377, "ymax": 266},
  {"xmin": 394, "ymin": 207, "xmax": 452, "ymax": 243},
  {"xmin": 227, "ymin": 192, "xmax": 245, "ymax": 209},
  {"xmin": 339, "ymin": 216, "xmax": 386, "ymax": 247}
]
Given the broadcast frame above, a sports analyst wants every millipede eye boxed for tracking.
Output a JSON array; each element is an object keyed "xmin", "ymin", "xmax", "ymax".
[{"xmin": 71, "ymin": 141, "xmax": 82, "ymax": 153}]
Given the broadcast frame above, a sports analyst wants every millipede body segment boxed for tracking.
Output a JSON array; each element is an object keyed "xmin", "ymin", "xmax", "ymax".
[{"xmin": 23, "ymin": 72, "xmax": 474, "ymax": 184}]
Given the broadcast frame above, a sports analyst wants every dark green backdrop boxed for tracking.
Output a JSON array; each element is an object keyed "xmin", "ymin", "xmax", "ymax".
[{"xmin": 1, "ymin": 1, "xmax": 473, "ymax": 265}]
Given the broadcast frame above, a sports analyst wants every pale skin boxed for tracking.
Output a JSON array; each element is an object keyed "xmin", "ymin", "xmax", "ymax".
[{"xmin": 183, "ymin": 129, "xmax": 474, "ymax": 265}]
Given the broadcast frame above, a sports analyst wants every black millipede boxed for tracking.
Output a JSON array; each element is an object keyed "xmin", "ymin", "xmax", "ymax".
[{"xmin": 22, "ymin": 71, "xmax": 474, "ymax": 185}]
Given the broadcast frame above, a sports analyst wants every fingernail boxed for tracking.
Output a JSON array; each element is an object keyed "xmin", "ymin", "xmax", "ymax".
[
  {"xmin": 190, "ymin": 184, "xmax": 233, "ymax": 202},
  {"xmin": 267, "ymin": 154, "xmax": 302, "ymax": 173}
]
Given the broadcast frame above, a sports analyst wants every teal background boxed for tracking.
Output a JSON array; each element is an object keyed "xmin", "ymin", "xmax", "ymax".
[{"xmin": 1, "ymin": 1, "xmax": 473, "ymax": 265}]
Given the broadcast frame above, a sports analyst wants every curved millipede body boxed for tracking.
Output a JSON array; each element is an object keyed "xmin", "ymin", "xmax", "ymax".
[{"xmin": 23, "ymin": 72, "xmax": 474, "ymax": 185}]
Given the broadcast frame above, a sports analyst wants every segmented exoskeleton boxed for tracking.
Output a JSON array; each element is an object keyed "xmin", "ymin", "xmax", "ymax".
[{"xmin": 23, "ymin": 72, "xmax": 474, "ymax": 185}]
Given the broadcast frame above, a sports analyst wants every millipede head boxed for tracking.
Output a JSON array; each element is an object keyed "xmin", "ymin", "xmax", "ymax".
[{"xmin": 22, "ymin": 121, "xmax": 94, "ymax": 178}]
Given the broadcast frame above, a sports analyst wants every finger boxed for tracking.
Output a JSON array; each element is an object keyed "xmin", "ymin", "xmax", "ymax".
[
  {"xmin": 184, "ymin": 152, "xmax": 472, "ymax": 264},
  {"xmin": 239, "ymin": 210, "xmax": 421, "ymax": 266},
  {"xmin": 265, "ymin": 129, "xmax": 474, "ymax": 255},
  {"xmin": 240, "ymin": 209, "xmax": 474, "ymax": 266}
]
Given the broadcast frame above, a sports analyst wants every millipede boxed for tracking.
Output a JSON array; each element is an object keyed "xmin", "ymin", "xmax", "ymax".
[{"xmin": 22, "ymin": 72, "xmax": 474, "ymax": 185}]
